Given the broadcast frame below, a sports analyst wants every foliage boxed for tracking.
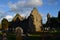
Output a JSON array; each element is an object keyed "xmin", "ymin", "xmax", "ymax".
[{"xmin": 2, "ymin": 18, "xmax": 8, "ymax": 30}]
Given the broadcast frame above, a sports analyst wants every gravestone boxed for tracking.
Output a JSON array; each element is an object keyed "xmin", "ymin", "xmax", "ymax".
[
  {"xmin": 0, "ymin": 30, "xmax": 2, "ymax": 40},
  {"xmin": 3, "ymin": 32, "xmax": 8, "ymax": 40},
  {"xmin": 16, "ymin": 27, "xmax": 23, "ymax": 40}
]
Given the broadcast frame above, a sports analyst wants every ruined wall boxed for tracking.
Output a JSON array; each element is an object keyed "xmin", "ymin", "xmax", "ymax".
[{"xmin": 28, "ymin": 8, "xmax": 42, "ymax": 32}]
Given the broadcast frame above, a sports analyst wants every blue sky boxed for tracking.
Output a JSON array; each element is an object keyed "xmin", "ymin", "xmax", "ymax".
[{"xmin": 0, "ymin": 0, "xmax": 60, "ymax": 23}]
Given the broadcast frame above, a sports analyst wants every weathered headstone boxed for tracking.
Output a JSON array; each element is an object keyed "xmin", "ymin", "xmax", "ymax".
[
  {"xmin": 3, "ymin": 32, "xmax": 8, "ymax": 40},
  {"xmin": 16, "ymin": 27, "xmax": 23, "ymax": 40},
  {"xmin": 0, "ymin": 30, "xmax": 2, "ymax": 40}
]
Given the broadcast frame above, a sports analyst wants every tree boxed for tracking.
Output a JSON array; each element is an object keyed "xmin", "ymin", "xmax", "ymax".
[{"xmin": 2, "ymin": 18, "xmax": 8, "ymax": 31}]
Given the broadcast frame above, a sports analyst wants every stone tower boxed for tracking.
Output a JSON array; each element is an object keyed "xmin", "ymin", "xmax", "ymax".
[
  {"xmin": 28, "ymin": 7, "xmax": 42, "ymax": 32},
  {"xmin": 58, "ymin": 11, "xmax": 60, "ymax": 20},
  {"xmin": 47, "ymin": 13, "xmax": 51, "ymax": 21}
]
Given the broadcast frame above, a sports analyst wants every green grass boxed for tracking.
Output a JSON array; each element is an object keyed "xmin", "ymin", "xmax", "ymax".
[{"xmin": 2, "ymin": 31, "xmax": 60, "ymax": 40}]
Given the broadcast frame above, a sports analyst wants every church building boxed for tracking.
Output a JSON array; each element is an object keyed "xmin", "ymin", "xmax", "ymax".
[{"xmin": 1, "ymin": 8, "xmax": 42, "ymax": 33}]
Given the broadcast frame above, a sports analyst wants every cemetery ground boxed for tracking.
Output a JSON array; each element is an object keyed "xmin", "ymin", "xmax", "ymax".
[{"xmin": 1, "ymin": 31, "xmax": 60, "ymax": 40}]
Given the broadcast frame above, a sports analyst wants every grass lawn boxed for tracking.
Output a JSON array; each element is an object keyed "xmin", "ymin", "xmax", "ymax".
[{"xmin": 2, "ymin": 31, "xmax": 60, "ymax": 40}]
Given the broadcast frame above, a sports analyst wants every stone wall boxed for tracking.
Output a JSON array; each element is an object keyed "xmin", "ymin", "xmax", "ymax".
[{"xmin": 28, "ymin": 8, "xmax": 42, "ymax": 32}]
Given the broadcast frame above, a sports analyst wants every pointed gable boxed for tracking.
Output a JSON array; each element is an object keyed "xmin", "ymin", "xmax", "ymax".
[
  {"xmin": 28, "ymin": 7, "xmax": 42, "ymax": 32},
  {"xmin": 12, "ymin": 14, "xmax": 24, "ymax": 21}
]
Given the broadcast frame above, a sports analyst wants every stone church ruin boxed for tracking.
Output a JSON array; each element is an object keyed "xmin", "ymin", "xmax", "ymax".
[{"xmin": 1, "ymin": 8, "xmax": 42, "ymax": 34}]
